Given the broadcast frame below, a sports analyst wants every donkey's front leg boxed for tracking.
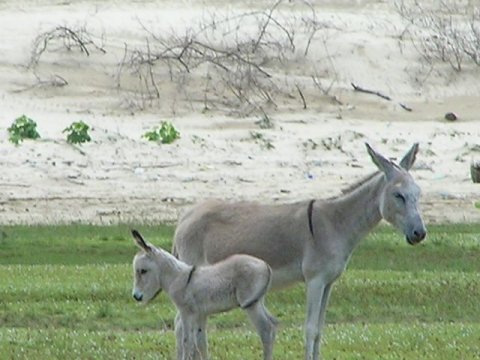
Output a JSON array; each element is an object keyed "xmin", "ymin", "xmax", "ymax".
[
  {"xmin": 305, "ymin": 277, "xmax": 328, "ymax": 360},
  {"xmin": 313, "ymin": 283, "xmax": 333, "ymax": 360}
]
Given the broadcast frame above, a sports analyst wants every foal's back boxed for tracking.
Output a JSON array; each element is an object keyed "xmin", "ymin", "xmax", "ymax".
[{"xmin": 185, "ymin": 254, "xmax": 272, "ymax": 314}]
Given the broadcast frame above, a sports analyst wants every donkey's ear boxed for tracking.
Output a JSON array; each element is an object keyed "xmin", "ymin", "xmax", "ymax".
[
  {"xmin": 399, "ymin": 143, "xmax": 419, "ymax": 170},
  {"xmin": 365, "ymin": 143, "xmax": 396, "ymax": 178},
  {"xmin": 132, "ymin": 229, "xmax": 152, "ymax": 252}
]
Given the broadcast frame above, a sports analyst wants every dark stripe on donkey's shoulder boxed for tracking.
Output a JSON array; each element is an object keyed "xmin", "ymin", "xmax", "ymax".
[{"xmin": 307, "ymin": 199, "xmax": 315, "ymax": 237}]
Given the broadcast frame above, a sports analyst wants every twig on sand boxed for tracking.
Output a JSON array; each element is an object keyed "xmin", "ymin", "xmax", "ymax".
[
  {"xmin": 351, "ymin": 82, "xmax": 412, "ymax": 112},
  {"xmin": 399, "ymin": 103, "xmax": 412, "ymax": 112},
  {"xmin": 351, "ymin": 82, "xmax": 391, "ymax": 101},
  {"xmin": 295, "ymin": 84, "xmax": 307, "ymax": 109},
  {"xmin": 0, "ymin": 183, "xmax": 30, "ymax": 188}
]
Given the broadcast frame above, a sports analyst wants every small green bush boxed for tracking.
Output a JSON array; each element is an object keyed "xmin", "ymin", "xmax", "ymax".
[
  {"xmin": 63, "ymin": 121, "xmax": 91, "ymax": 145},
  {"xmin": 254, "ymin": 114, "xmax": 274, "ymax": 129},
  {"xmin": 8, "ymin": 115, "xmax": 41, "ymax": 145},
  {"xmin": 143, "ymin": 121, "xmax": 180, "ymax": 144},
  {"xmin": 250, "ymin": 131, "xmax": 274, "ymax": 150}
]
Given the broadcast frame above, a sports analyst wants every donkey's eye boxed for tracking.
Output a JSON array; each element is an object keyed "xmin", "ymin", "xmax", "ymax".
[
  {"xmin": 140, "ymin": 269, "xmax": 148, "ymax": 275},
  {"xmin": 394, "ymin": 193, "xmax": 405, "ymax": 202}
]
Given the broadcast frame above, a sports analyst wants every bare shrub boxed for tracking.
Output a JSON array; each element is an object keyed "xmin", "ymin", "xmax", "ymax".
[
  {"xmin": 26, "ymin": 2, "xmax": 341, "ymax": 114},
  {"xmin": 30, "ymin": 25, "xmax": 106, "ymax": 67},
  {"xmin": 117, "ymin": 0, "xmax": 335, "ymax": 114},
  {"xmin": 396, "ymin": 0, "xmax": 480, "ymax": 72},
  {"xmin": 28, "ymin": 25, "xmax": 106, "ymax": 89}
]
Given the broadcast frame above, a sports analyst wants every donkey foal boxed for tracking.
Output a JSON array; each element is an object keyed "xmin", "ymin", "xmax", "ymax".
[{"xmin": 131, "ymin": 230, "xmax": 277, "ymax": 360}]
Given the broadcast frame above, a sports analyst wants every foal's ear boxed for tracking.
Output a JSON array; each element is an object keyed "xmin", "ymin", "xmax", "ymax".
[
  {"xmin": 399, "ymin": 143, "xmax": 419, "ymax": 171},
  {"xmin": 365, "ymin": 143, "xmax": 397, "ymax": 178},
  {"xmin": 131, "ymin": 229, "xmax": 152, "ymax": 252}
]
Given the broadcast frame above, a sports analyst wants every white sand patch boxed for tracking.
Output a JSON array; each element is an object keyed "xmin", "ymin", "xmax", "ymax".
[{"xmin": 0, "ymin": 0, "xmax": 478, "ymax": 225}]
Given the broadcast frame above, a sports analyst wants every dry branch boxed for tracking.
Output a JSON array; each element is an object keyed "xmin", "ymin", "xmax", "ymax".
[
  {"xmin": 351, "ymin": 82, "xmax": 412, "ymax": 112},
  {"xmin": 110, "ymin": 1, "xmax": 341, "ymax": 114},
  {"xmin": 295, "ymin": 84, "xmax": 307, "ymax": 109},
  {"xmin": 395, "ymin": 0, "xmax": 480, "ymax": 72},
  {"xmin": 351, "ymin": 83, "xmax": 392, "ymax": 101},
  {"xmin": 118, "ymin": 1, "xmax": 308, "ymax": 112},
  {"xmin": 399, "ymin": 103, "xmax": 413, "ymax": 112},
  {"xmin": 30, "ymin": 25, "xmax": 106, "ymax": 67}
]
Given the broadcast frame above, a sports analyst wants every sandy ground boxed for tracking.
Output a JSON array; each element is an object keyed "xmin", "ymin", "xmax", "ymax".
[{"xmin": 0, "ymin": 0, "xmax": 479, "ymax": 225}]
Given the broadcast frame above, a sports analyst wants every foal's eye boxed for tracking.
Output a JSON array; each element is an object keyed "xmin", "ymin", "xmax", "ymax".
[
  {"xmin": 140, "ymin": 269, "xmax": 148, "ymax": 275},
  {"xmin": 394, "ymin": 193, "xmax": 405, "ymax": 203}
]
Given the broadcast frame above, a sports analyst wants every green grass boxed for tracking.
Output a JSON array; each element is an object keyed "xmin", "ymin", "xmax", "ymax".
[
  {"xmin": 0, "ymin": 224, "xmax": 174, "ymax": 265},
  {"xmin": 0, "ymin": 224, "xmax": 479, "ymax": 359}
]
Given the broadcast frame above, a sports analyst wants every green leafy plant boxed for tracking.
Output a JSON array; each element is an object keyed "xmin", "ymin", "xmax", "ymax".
[
  {"xmin": 143, "ymin": 122, "xmax": 180, "ymax": 144},
  {"xmin": 8, "ymin": 115, "xmax": 41, "ymax": 145},
  {"xmin": 63, "ymin": 121, "xmax": 92, "ymax": 145},
  {"xmin": 254, "ymin": 114, "xmax": 274, "ymax": 129},
  {"xmin": 250, "ymin": 131, "xmax": 274, "ymax": 150}
]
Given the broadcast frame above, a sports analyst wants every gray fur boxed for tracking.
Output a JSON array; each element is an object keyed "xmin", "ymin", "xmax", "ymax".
[
  {"xmin": 172, "ymin": 143, "xmax": 426, "ymax": 360},
  {"xmin": 131, "ymin": 230, "xmax": 277, "ymax": 360}
]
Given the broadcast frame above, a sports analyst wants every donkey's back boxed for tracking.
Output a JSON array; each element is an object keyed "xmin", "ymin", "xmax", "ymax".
[{"xmin": 173, "ymin": 199, "xmax": 313, "ymax": 288}]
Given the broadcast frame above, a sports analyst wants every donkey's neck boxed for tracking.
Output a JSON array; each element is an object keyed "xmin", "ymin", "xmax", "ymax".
[
  {"xmin": 325, "ymin": 172, "xmax": 384, "ymax": 253},
  {"xmin": 154, "ymin": 249, "xmax": 191, "ymax": 294}
]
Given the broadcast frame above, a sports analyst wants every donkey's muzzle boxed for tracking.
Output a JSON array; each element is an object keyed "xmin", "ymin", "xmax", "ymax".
[
  {"xmin": 406, "ymin": 228, "xmax": 427, "ymax": 245},
  {"xmin": 133, "ymin": 292, "xmax": 143, "ymax": 302}
]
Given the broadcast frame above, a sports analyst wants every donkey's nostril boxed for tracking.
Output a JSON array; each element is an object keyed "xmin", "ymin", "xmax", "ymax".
[
  {"xmin": 133, "ymin": 293, "xmax": 143, "ymax": 302},
  {"xmin": 414, "ymin": 229, "xmax": 426, "ymax": 241}
]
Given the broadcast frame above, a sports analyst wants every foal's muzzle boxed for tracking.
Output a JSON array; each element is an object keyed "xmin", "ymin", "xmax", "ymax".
[{"xmin": 133, "ymin": 292, "xmax": 143, "ymax": 302}]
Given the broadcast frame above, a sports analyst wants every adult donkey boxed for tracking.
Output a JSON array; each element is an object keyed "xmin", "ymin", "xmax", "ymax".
[{"xmin": 173, "ymin": 143, "xmax": 427, "ymax": 360}]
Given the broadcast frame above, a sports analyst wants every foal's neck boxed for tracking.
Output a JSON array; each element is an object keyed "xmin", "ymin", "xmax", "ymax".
[
  {"xmin": 155, "ymin": 249, "xmax": 191, "ymax": 293},
  {"xmin": 327, "ymin": 173, "xmax": 384, "ymax": 252}
]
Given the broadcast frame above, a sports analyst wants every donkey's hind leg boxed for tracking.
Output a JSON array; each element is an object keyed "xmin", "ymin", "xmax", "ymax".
[{"xmin": 245, "ymin": 300, "xmax": 277, "ymax": 360}]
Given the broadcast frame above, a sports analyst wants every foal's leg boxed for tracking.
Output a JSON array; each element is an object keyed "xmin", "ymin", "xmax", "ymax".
[
  {"xmin": 193, "ymin": 315, "xmax": 208, "ymax": 360},
  {"xmin": 181, "ymin": 314, "xmax": 207, "ymax": 360},
  {"xmin": 304, "ymin": 277, "xmax": 328, "ymax": 360},
  {"xmin": 175, "ymin": 313, "xmax": 184, "ymax": 360},
  {"xmin": 245, "ymin": 300, "xmax": 277, "ymax": 360},
  {"xmin": 181, "ymin": 315, "xmax": 196, "ymax": 360}
]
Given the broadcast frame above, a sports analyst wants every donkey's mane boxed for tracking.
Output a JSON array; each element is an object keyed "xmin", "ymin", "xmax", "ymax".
[
  {"xmin": 325, "ymin": 171, "xmax": 380, "ymax": 202},
  {"xmin": 340, "ymin": 171, "xmax": 380, "ymax": 195}
]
